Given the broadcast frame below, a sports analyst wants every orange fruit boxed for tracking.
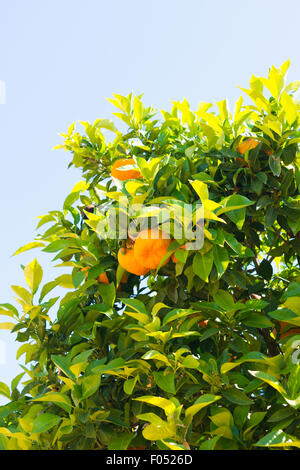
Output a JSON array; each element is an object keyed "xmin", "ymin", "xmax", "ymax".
[
  {"xmin": 97, "ymin": 272, "xmax": 110, "ymax": 285},
  {"xmin": 111, "ymin": 158, "xmax": 142, "ymax": 181},
  {"xmin": 198, "ymin": 320, "xmax": 208, "ymax": 328},
  {"xmin": 237, "ymin": 138, "xmax": 273, "ymax": 157},
  {"xmin": 237, "ymin": 138, "xmax": 259, "ymax": 155},
  {"xmin": 118, "ymin": 246, "xmax": 150, "ymax": 276},
  {"xmin": 133, "ymin": 228, "xmax": 172, "ymax": 270}
]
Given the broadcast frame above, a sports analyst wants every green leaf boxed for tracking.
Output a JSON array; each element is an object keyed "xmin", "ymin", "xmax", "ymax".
[
  {"xmin": 81, "ymin": 374, "xmax": 101, "ymax": 400},
  {"xmin": 136, "ymin": 412, "xmax": 165, "ymax": 426},
  {"xmin": 0, "ymin": 382, "xmax": 10, "ymax": 399},
  {"xmin": 281, "ymin": 91, "xmax": 298, "ymax": 125},
  {"xmin": 227, "ymin": 207, "xmax": 246, "ymax": 230},
  {"xmin": 240, "ymin": 313, "xmax": 273, "ymax": 328},
  {"xmin": 267, "ymin": 408, "xmax": 294, "ymax": 423},
  {"xmin": 24, "ymin": 259, "xmax": 43, "ymax": 294},
  {"xmin": 213, "ymin": 245, "xmax": 229, "ymax": 278},
  {"xmin": 217, "ymin": 194, "xmax": 254, "ymax": 215},
  {"xmin": 233, "ymin": 405, "xmax": 250, "ymax": 430},
  {"xmin": 255, "ymin": 429, "xmax": 300, "ymax": 448},
  {"xmin": 222, "ymin": 388, "xmax": 253, "ymax": 405},
  {"xmin": 163, "ymin": 308, "xmax": 195, "ymax": 325},
  {"xmin": 200, "ymin": 327, "xmax": 218, "ymax": 342},
  {"xmin": 284, "ymin": 297, "xmax": 300, "ymax": 315},
  {"xmin": 282, "ymin": 282, "xmax": 300, "ymax": 301},
  {"xmin": 162, "ymin": 441, "xmax": 187, "ymax": 450},
  {"xmin": 108, "ymin": 431, "xmax": 135, "ymax": 450},
  {"xmin": 288, "ymin": 364, "xmax": 300, "ymax": 399},
  {"xmin": 199, "ymin": 436, "xmax": 221, "ymax": 450},
  {"xmin": 143, "ymin": 422, "xmax": 175, "ymax": 441},
  {"xmin": 185, "ymin": 394, "xmax": 221, "ymax": 419},
  {"xmin": 153, "ymin": 372, "xmax": 175, "ymax": 394},
  {"xmin": 247, "ymin": 411, "xmax": 266, "ymax": 429},
  {"xmin": 122, "ymin": 298, "xmax": 148, "ymax": 316},
  {"xmin": 220, "ymin": 352, "xmax": 269, "ymax": 374},
  {"xmin": 256, "ymin": 195, "xmax": 272, "ymax": 210},
  {"xmin": 39, "ymin": 280, "xmax": 60, "ymax": 302},
  {"xmin": 224, "ymin": 233, "xmax": 254, "ymax": 257},
  {"xmin": 142, "ymin": 350, "xmax": 171, "ymax": 366},
  {"xmin": 217, "ymin": 195, "xmax": 254, "ymax": 229},
  {"xmin": 269, "ymin": 154, "xmax": 281, "ymax": 177},
  {"xmin": 257, "ymin": 259, "xmax": 273, "ymax": 281},
  {"xmin": 123, "ymin": 377, "xmax": 138, "ymax": 395},
  {"xmin": 16, "ymin": 343, "xmax": 38, "ymax": 361},
  {"xmin": 32, "ymin": 392, "xmax": 73, "ymax": 413},
  {"xmin": 53, "ymin": 274, "xmax": 74, "ymax": 289},
  {"xmin": 265, "ymin": 206, "xmax": 278, "ymax": 227},
  {"xmin": 13, "ymin": 241, "xmax": 45, "ymax": 256},
  {"xmin": 36, "ymin": 214, "xmax": 56, "ymax": 229},
  {"xmin": 180, "ymin": 355, "xmax": 200, "ymax": 369},
  {"xmin": 193, "ymin": 250, "xmax": 214, "ymax": 282},
  {"xmin": 213, "ymin": 290, "xmax": 235, "ymax": 311},
  {"xmin": 0, "ymin": 308, "xmax": 16, "ymax": 319},
  {"xmin": 94, "ymin": 118, "xmax": 118, "ymax": 133},
  {"xmin": 98, "ymin": 282, "xmax": 116, "ymax": 308},
  {"xmin": 189, "ymin": 180, "xmax": 209, "ymax": 202},
  {"xmin": 51, "ymin": 355, "xmax": 75, "ymax": 380},
  {"xmin": 249, "ymin": 370, "xmax": 287, "ymax": 397},
  {"xmin": 72, "ymin": 269, "xmax": 85, "ymax": 289},
  {"xmin": 134, "ymin": 396, "xmax": 177, "ymax": 416},
  {"xmin": 11, "ymin": 285, "xmax": 32, "ymax": 305},
  {"xmin": 11, "ymin": 373, "xmax": 25, "ymax": 392},
  {"xmin": 32, "ymin": 413, "xmax": 62, "ymax": 433}
]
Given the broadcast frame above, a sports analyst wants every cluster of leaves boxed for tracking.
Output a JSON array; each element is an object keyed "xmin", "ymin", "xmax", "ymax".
[{"xmin": 0, "ymin": 61, "xmax": 300, "ymax": 450}]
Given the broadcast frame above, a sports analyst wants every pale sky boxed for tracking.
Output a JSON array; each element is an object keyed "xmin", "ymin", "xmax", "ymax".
[{"xmin": 0, "ymin": 0, "xmax": 299, "ymax": 402}]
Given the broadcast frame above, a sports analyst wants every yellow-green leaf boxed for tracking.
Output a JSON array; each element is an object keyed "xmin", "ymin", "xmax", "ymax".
[
  {"xmin": 143, "ymin": 422, "xmax": 175, "ymax": 441},
  {"xmin": 24, "ymin": 259, "xmax": 43, "ymax": 294},
  {"xmin": 134, "ymin": 396, "xmax": 176, "ymax": 415},
  {"xmin": 13, "ymin": 242, "xmax": 45, "ymax": 256},
  {"xmin": 185, "ymin": 394, "xmax": 221, "ymax": 420},
  {"xmin": 281, "ymin": 92, "xmax": 297, "ymax": 125}
]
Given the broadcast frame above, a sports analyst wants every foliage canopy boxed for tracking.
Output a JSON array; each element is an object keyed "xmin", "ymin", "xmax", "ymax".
[{"xmin": 1, "ymin": 61, "xmax": 300, "ymax": 450}]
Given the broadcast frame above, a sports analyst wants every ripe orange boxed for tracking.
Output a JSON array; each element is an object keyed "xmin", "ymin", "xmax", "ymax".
[
  {"xmin": 133, "ymin": 228, "xmax": 172, "ymax": 270},
  {"xmin": 97, "ymin": 272, "xmax": 110, "ymax": 285},
  {"xmin": 111, "ymin": 158, "xmax": 142, "ymax": 181},
  {"xmin": 118, "ymin": 246, "xmax": 150, "ymax": 276},
  {"xmin": 198, "ymin": 320, "xmax": 208, "ymax": 328},
  {"xmin": 237, "ymin": 138, "xmax": 259, "ymax": 155}
]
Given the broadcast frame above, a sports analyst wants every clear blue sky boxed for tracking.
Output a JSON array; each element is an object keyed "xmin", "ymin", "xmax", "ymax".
[{"xmin": 0, "ymin": 0, "xmax": 300, "ymax": 402}]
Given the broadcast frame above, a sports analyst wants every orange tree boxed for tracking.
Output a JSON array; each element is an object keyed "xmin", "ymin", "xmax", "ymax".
[{"xmin": 0, "ymin": 61, "xmax": 300, "ymax": 450}]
